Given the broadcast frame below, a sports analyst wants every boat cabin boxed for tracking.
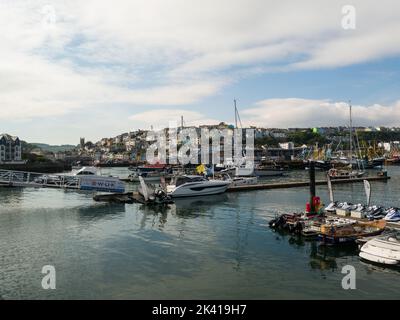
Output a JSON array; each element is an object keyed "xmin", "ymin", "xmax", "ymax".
[
  {"xmin": 74, "ymin": 167, "xmax": 97, "ymax": 176},
  {"xmin": 171, "ymin": 175, "xmax": 206, "ymax": 186}
]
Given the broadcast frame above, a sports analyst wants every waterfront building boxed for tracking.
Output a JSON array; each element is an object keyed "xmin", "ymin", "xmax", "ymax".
[
  {"xmin": 80, "ymin": 137, "xmax": 85, "ymax": 149},
  {"xmin": 0, "ymin": 134, "xmax": 22, "ymax": 163}
]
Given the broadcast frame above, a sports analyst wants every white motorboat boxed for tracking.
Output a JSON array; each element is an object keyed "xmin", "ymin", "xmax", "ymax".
[
  {"xmin": 229, "ymin": 176, "xmax": 258, "ymax": 187},
  {"xmin": 359, "ymin": 232, "xmax": 400, "ymax": 266},
  {"xmin": 233, "ymin": 165, "xmax": 284, "ymax": 177},
  {"xmin": 218, "ymin": 172, "xmax": 258, "ymax": 187},
  {"xmin": 73, "ymin": 166, "xmax": 99, "ymax": 176},
  {"xmin": 166, "ymin": 175, "xmax": 230, "ymax": 198}
]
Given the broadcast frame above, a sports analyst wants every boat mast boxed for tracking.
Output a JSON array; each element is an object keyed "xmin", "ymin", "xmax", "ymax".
[
  {"xmin": 234, "ymin": 99, "xmax": 238, "ymax": 129},
  {"xmin": 349, "ymin": 100, "xmax": 353, "ymax": 166}
]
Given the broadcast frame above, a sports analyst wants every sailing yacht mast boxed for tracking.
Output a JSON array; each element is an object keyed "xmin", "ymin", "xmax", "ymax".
[
  {"xmin": 349, "ymin": 100, "xmax": 353, "ymax": 165},
  {"xmin": 234, "ymin": 99, "xmax": 243, "ymax": 129},
  {"xmin": 234, "ymin": 99, "xmax": 238, "ymax": 129}
]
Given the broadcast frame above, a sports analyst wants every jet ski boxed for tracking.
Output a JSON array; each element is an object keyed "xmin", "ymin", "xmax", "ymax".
[
  {"xmin": 384, "ymin": 208, "xmax": 400, "ymax": 222},
  {"xmin": 324, "ymin": 201, "xmax": 338, "ymax": 213},
  {"xmin": 365, "ymin": 206, "xmax": 385, "ymax": 220}
]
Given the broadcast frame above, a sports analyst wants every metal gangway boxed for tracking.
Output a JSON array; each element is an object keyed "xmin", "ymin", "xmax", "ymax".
[
  {"xmin": 0, "ymin": 169, "xmax": 125, "ymax": 193},
  {"xmin": 0, "ymin": 169, "xmax": 80, "ymax": 189}
]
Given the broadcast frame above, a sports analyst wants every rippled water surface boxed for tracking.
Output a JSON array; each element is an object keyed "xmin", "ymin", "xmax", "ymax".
[{"xmin": 1, "ymin": 167, "xmax": 400, "ymax": 299}]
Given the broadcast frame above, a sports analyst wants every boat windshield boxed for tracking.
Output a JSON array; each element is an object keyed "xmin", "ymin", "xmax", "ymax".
[
  {"xmin": 175, "ymin": 176, "xmax": 205, "ymax": 186},
  {"xmin": 76, "ymin": 170, "xmax": 95, "ymax": 176}
]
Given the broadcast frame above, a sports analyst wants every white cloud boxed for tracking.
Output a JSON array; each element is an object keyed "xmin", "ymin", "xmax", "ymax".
[
  {"xmin": 129, "ymin": 109, "xmax": 219, "ymax": 130},
  {"xmin": 241, "ymin": 98, "xmax": 400, "ymax": 128},
  {"xmin": 0, "ymin": 0, "xmax": 400, "ymax": 142}
]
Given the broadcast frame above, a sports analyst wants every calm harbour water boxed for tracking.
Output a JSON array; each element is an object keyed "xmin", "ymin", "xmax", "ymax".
[{"xmin": 1, "ymin": 167, "xmax": 400, "ymax": 300}]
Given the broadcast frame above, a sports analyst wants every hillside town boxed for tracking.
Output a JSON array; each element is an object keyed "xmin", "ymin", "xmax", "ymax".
[{"xmin": 2, "ymin": 124, "xmax": 400, "ymax": 171}]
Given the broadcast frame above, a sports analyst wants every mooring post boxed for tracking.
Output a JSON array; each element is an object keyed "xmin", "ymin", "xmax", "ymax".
[{"xmin": 309, "ymin": 161, "xmax": 316, "ymax": 213}]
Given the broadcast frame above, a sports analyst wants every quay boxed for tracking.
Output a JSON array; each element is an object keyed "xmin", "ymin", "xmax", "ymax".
[
  {"xmin": 0, "ymin": 169, "xmax": 125, "ymax": 193},
  {"xmin": 227, "ymin": 175, "xmax": 390, "ymax": 192}
]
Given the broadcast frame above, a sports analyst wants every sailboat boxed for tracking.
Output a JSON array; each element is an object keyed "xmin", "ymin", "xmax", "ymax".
[
  {"xmin": 328, "ymin": 101, "xmax": 366, "ymax": 179},
  {"xmin": 229, "ymin": 100, "xmax": 284, "ymax": 177}
]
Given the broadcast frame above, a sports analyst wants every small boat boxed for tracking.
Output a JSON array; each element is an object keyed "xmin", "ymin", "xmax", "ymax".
[
  {"xmin": 229, "ymin": 176, "xmax": 258, "ymax": 187},
  {"xmin": 137, "ymin": 176, "xmax": 174, "ymax": 205},
  {"xmin": 318, "ymin": 219, "xmax": 386, "ymax": 245},
  {"xmin": 328, "ymin": 168, "xmax": 365, "ymax": 180},
  {"xmin": 217, "ymin": 172, "xmax": 258, "ymax": 187},
  {"xmin": 128, "ymin": 171, "xmax": 169, "ymax": 182},
  {"xmin": 305, "ymin": 160, "xmax": 331, "ymax": 171},
  {"xmin": 269, "ymin": 212, "xmax": 323, "ymax": 234},
  {"xmin": 128, "ymin": 163, "xmax": 168, "ymax": 173},
  {"xmin": 222, "ymin": 164, "xmax": 284, "ymax": 177},
  {"xmin": 356, "ymin": 229, "xmax": 395, "ymax": 248},
  {"xmin": 166, "ymin": 175, "xmax": 230, "ymax": 198},
  {"xmin": 254, "ymin": 165, "xmax": 285, "ymax": 177},
  {"xmin": 359, "ymin": 232, "xmax": 400, "ymax": 266},
  {"xmin": 364, "ymin": 157, "xmax": 385, "ymax": 169}
]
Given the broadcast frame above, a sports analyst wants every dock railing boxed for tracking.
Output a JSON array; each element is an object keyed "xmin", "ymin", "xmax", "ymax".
[{"xmin": 0, "ymin": 169, "xmax": 80, "ymax": 189}]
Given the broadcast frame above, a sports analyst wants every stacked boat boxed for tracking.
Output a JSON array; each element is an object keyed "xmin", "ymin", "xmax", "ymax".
[{"xmin": 324, "ymin": 202, "xmax": 400, "ymax": 222}]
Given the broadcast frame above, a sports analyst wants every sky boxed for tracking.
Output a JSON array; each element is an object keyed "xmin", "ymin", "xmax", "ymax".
[{"xmin": 1, "ymin": 0, "xmax": 400, "ymax": 145}]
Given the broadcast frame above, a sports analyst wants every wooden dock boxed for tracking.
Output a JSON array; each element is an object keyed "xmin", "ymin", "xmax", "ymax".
[{"xmin": 227, "ymin": 175, "xmax": 390, "ymax": 192}]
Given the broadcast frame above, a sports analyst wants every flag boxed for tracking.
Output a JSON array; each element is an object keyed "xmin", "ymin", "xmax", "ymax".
[{"xmin": 196, "ymin": 164, "xmax": 206, "ymax": 174}]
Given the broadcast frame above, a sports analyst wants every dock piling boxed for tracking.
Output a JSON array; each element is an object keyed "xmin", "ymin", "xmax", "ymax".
[{"xmin": 309, "ymin": 161, "xmax": 316, "ymax": 213}]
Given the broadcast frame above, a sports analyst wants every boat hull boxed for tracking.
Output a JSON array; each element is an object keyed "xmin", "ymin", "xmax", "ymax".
[
  {"xmin": 359, "ymin": 251, "xmax": 399, "ymax": 265},
  {"xmin": 168, "ymin": 182, "xmax": 230, "ymax": 198},
  {"xmin": 318, "ymin": 234, "xmax": 358, "ymax": 245},
  {"xmin": 359, "ymin": 237, "xmax": 400, "ymax": 265},
  {"xmin": 254, "ymin": 169, "xmax": 284, "ymax": 177}
]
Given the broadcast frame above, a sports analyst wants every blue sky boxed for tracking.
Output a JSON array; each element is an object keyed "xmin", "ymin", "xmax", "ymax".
[{"xmin": 1, "ymin": 0, "xmax": 400, "ymax": 144}]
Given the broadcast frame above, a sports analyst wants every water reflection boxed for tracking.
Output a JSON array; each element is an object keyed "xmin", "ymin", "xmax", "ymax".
[
  {"xmin": 138, "ymin": 204, "xmax": 169, "ymax": 230},
  {"xmin": 76, "ymin": 203, "xmax": 126, "ymax": 221},
  {"xmin": 271, "ymin": 228, "xmax": 359, "ymax": 271},
  {"xmin": 360, "ymin": 260, "xmax": 400, "ymax": 275},
  {"xmin": 172, "ymin": 193, "xmax": 228, "ymax": 218},
  {"xmin": 0, "ymin": 187, "xmax": 24, "ymax": 207},
  {"xmin": 271, "ymin": 228, "xmax": 305, "ymax": 245},
  {"xmin": 309, "ymin": 243, "xmax": 358, "ymax": 271}
]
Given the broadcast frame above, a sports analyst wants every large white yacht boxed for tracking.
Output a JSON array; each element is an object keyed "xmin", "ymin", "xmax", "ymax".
[{"xmin": 166, "ymin": 175, "xmax": 230, "ymax": 198}]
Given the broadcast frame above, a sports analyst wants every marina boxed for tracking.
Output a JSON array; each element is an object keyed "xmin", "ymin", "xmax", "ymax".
[
  {"xmin": 2, "ymin": 165, "xmax": 400, "ymax": 299},
  {"xmin": 1, "ymin": 0, "xmax": 400, "ymax": 305}
]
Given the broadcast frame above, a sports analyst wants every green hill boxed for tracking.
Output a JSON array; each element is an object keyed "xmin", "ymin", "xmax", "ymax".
[{"xmin": 30, "ymin": 143, "xmax": 77, "ymax": 153}]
